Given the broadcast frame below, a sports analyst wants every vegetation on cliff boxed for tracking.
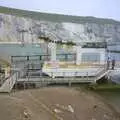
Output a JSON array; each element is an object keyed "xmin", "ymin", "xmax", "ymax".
[{"xmin": 0, "ymin": 6, "xmax": 120, "ymax": 25}]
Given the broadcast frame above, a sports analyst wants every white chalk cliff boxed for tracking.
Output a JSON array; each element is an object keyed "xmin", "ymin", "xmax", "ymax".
[{"xmin": 0, "ymin": 6, "xmax": 120, "ymax": 44}]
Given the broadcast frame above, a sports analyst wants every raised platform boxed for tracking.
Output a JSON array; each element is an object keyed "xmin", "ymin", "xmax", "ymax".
[{"xmin": 42, "ymin": 62, "xmax": 105, "ymax": 78}]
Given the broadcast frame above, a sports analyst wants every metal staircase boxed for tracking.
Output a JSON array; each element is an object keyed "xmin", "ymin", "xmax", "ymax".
[
  {"xmin": 18, "ymin": 68, "xmax": 109, "ymax": 85},
  {"xmin": 95, "ymin": 69, "xmax": 109, "ymax": 82},
  {"xmin": 0, "ymin": 67, "xmax": 109, "ymax": 92},
  {"xmin": 0, "ymin": 72, "xmax": 18, "ymax": 93}
]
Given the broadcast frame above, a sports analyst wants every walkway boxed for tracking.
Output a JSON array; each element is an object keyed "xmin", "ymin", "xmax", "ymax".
[{"xmin": 17, "ymin": 67, "xmax": 109, "ymax": 86}]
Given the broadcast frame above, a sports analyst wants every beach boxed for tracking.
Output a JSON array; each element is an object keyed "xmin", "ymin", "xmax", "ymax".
[{"xmin": 0, "ymin": 87, "xmax": 119, "ymax": 120}]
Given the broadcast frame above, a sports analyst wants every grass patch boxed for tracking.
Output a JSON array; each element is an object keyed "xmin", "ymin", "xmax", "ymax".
[{"xmin": 88, "ymin": 83, "xmax": 120, "ymax": 91}]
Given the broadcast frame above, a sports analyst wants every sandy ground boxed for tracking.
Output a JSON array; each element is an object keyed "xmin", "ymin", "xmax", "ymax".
[{"xmin": 0, "ymin": 87, "xmax": 119, "ymax": 120}]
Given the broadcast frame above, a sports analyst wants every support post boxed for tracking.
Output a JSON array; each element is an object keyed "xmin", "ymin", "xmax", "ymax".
[
  {"xmin": 76, "ymin": 46, "xmax": 82, "ymax": 65},
  {"xmin": 100, "ymin": 50, "xmax": 106, "ymax": 64},
  {"xmin": 68, "ymin": 80, "xmax": 72, "ymax": 87},
  {"xmin": 48, "ymin": 43, "xmax": 56, "ymax": 61},
  {"xmin": 39, "ymin": 55, "xmax": 42, "ymax": 60}
]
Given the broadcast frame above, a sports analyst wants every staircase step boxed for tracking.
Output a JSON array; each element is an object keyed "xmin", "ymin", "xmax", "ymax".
[{"xmin": 0, "ymin": 72, "xmax": 18, "ymax": 93}]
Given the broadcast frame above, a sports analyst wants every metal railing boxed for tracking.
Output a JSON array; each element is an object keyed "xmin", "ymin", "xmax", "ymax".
[
  {"xmin": 17, "ymin": 68, "xmax": 105, "ymax": 82},
  {"xmin": 0, "ymin": 73, "xmax": 5, "ymax": 86},
  {"xmin": 0, "ymin": 71, "xmax": 18, "ymax": 92}
]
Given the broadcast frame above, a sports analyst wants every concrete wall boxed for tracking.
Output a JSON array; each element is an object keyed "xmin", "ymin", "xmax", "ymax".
[{"xmin": 76, "ymin": 46, "xmax": 106, "ymax": 65}]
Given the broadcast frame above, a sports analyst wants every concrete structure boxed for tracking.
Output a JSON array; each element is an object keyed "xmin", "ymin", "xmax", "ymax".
[
  {"xmin": 42, "ymin": 43, "xmax": 107, "ymax": 78},
  {"xmin": 48, "ymin": 43, "xmax": 106, "ymax": 66},
  {"xmin": 76, "ymin": 46, "xmax": 106, "ymax": 65},
  {"xmin": 48, "ymin": 43, "xmax": 56, "ymax": 61}
]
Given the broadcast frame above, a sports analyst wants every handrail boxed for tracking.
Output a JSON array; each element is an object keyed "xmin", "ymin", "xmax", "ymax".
[
  {"xmin": 0, "ymin": 74, "xmax": 5, "ymax": 86},
  {"xmin": 0, "ymin": 71, "xmax": 18, "ymax": 92},
  {"xmin": 20, "ymin": 70, "xmax": 100, "ymax": 78},
  {"xmin": 95, "ymin": 67, "xmax": 108, "ymax": 82}
]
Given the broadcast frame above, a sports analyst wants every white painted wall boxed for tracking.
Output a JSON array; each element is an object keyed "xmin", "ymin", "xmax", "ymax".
[
  {"xmin": 100, "ymin": 49, "xmax": 106, "ymax": 64},
  {"xmin": 48, "ymin": 43, "xmax": 56, "ymax": 61},
  {"xmin": 76, "ymin": 46, "xmax": 82, "ymax": 65},
  {"xmin": 42, "ymin": 67, "xmax": 104, "ymax": 77},
  {"xmin": 76, "ymin": 46, "xmax": 106, "ymax": 64}
]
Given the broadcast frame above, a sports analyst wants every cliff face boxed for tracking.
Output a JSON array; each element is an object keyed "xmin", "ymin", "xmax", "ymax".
[{"xmin": 0, "ymin": 10, "xmax": 120, "ymax": 44}]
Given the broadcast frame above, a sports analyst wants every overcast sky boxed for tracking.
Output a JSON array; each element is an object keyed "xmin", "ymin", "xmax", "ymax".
[{"xmin": 0, "ymin": 0, "xmax": 120, "ymax": 21}]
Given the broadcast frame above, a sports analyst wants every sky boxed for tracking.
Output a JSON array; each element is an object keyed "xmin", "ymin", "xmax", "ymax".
[{"xmin": 0, "ymin": 0, "xmax": 120, "ymax": 21}]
